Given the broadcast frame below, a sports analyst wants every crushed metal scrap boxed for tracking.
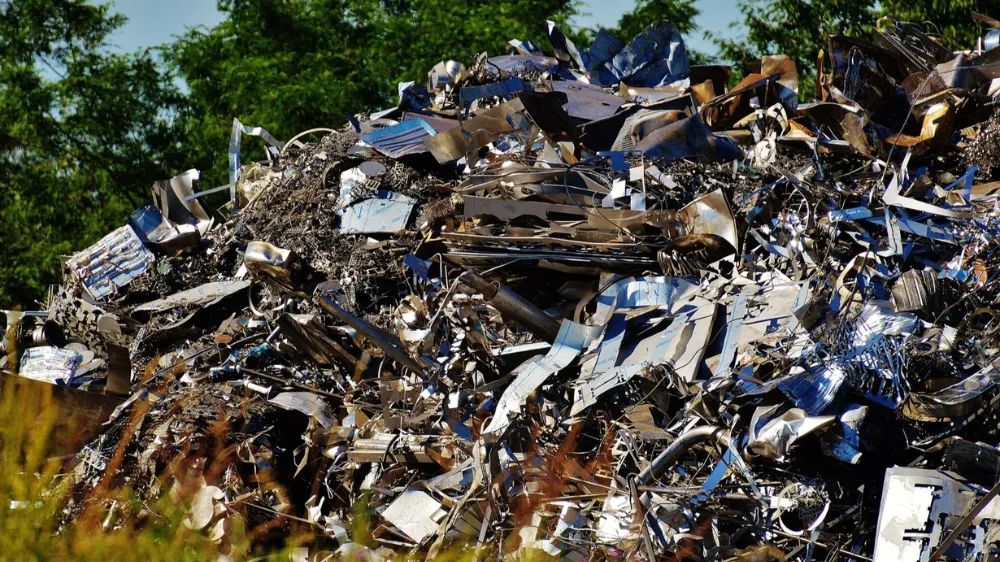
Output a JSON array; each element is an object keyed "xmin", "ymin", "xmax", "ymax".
[{"xmin": 12, "ymin": 13, "xmax": 1000, "ymax": 561}]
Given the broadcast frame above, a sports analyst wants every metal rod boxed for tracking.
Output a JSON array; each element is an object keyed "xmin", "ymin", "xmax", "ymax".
[
  {"xmin": 458, "ymin": 272, "xmax": 560, "ymax": 343},
  {"xmin": 636, "ymin": 425, "xmax": 731, "ymax": 485},
  {"xmin": 928, "ymin": 478, "xmax": 1000, "ymax": 562},
  {"xmin": 315, "ymin": 294, "xmax": 435, "ymax": 375},
  {"xmin": 638, "ymin": 481, "xmax": 783, "ymax": 493},
  {"xmin": 240, "ymin": 367, "xmax": 343, "ymax": 400}
]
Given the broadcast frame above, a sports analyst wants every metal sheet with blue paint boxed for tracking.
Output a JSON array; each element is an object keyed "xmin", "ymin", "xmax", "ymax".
[
  {"xmin": 67, "ymin": 225, "xmax": 155, "ymax": 300},
  {"xmin": 337, "ymin": 197, "xmax": 415, "ymax": 234},
  {"xmin": 360, "ymin": 118, "xmax": 438, "ymax": 158},
  {"xmin": 20, "ymin": 346, "xmax": 83, "ymax": 385}
]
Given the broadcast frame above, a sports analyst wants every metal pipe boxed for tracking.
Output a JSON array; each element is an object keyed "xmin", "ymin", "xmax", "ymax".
[
  {"xmin": 240, "ymin": 367, "xmax": 343, "ymax": 400},
  {"xmin": 458, "ymin": 272, "xmax": 561, "ymax": 343},
  {"xmin": 636, "ymin": 425, "xmax": 731, "ymax": 485},
  {"xmin": 315, "ymin": 294, "xmax": 436, "ymax": 375}
]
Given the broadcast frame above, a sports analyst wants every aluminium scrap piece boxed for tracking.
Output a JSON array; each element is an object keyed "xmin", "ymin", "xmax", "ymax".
[{"xmin": 35, "ymin": 11, "xmax": 1000, "ymax": 562}]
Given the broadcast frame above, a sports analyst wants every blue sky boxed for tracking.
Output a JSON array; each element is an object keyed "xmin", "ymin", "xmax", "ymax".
[
  {"xmin": 106, "ymin": 0, "xmax": 743, "ymax": 56},
  {"xmin": 106, "ymin": 0, "xmax": 224, "ymax": 52}
]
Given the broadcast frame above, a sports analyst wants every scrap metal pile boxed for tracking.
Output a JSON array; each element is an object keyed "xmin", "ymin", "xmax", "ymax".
[{"xmin": 12, "ymin": 13, "xmax": 1000, "ymax": 561}]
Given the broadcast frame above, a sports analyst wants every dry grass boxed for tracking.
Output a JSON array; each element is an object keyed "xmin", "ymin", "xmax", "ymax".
[
  {"xmin": 0, "ymin": 377, "xmax": 282, "ymax": 561},
  {"xmin": 0, "ymin": 373, "xmax": 489, "ymax": 561}
]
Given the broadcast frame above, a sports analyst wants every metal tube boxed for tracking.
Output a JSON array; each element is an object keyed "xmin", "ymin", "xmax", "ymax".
[
  {"xmin": 636, "ymin": 425, "xmax": 731, "ymax": 485},
  {"xmin": 458, "ymin": 272, "xmax": 561, "ymax": 343},
  {"xmin": 315, "ymin": 294, "xmax": 435, "ymax": 375}
]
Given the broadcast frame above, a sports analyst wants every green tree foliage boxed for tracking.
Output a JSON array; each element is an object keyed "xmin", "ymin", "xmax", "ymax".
[
  {"xmin": 168, "ymin": 0, "xmax": 581, "ymax": 189},
  {"xmin": 0, "ymin": 0, "xmax": 185, "ymax": 308},
  {"xmin": 713, "ymin": 0, "xmax": 876, "ymax": 96},
  {"xmin": 615, "ymin": 0, "xmax": 699, "ymax": 40},
  {"xmin": 166, "ymin": 0, "xmax": 386, "ymax": 190},
  {"xmin": 352, "ymin": 0, "xmax": 580, "ymax": 97},
  {"xmin": 880, "ymin": 0, "xmax": 999, "ymax": 50},
  {"xmin": 714, "ymin": 0, "xmax": 1000, "ymax": 98}
]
